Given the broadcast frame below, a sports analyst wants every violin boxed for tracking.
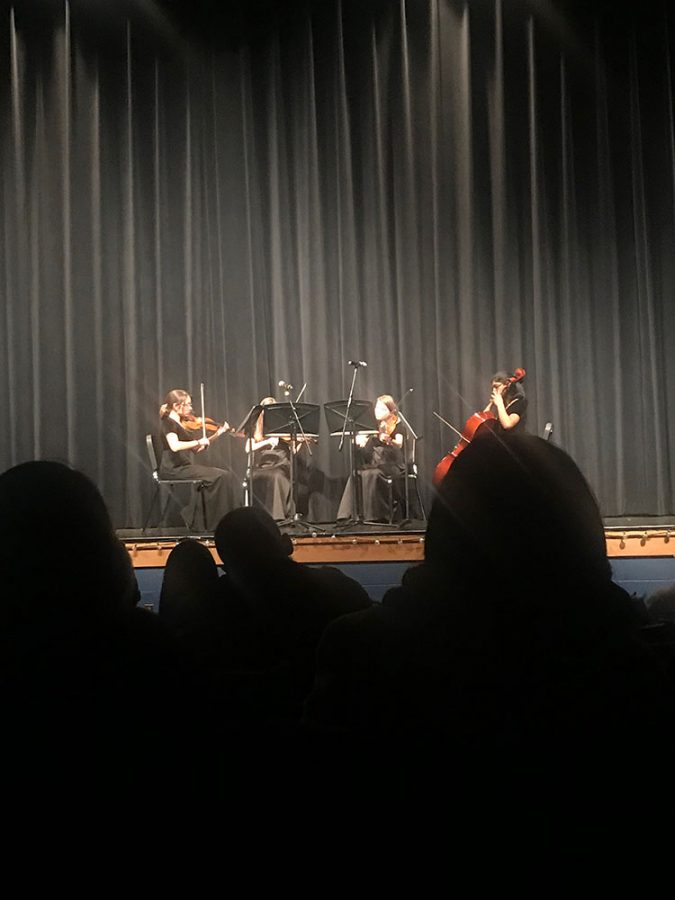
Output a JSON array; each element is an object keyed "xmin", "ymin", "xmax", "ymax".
[
  {"xmin": 432, "ymin": 367, "xmax": 526, "ymax": 486},
  {"xmin": 180, "ymin": 414, "xmax": 224, "ymax": 435},
  {"xmin": 180, "ymin": 414, "xmax": 237, "ymax": 450}
]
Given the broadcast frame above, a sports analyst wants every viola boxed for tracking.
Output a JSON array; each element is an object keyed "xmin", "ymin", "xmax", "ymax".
[
  {"xmin": 378, "ymin": 414, "xmax": 399, "ymax": 445},
  {"xmin": 432, "ymin": 367, "xmax": 526, "ymax": 486}
]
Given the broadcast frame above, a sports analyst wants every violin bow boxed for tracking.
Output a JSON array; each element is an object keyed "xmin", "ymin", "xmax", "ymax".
[
  {"xmin": 432, "ymin": 410, "xmax": 464, "ymax": 441},
  {"xmin": 200, "ymin": 382, "xmax": 207, "ymax": 442}
]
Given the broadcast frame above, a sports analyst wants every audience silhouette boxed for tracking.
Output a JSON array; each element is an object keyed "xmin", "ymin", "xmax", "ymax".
[
  {"xmin": 0, "ymin": 461, "xmax": 187, "ymax": 807},
  {"xmin": 647, "ymin": 584, "xmax": 675, "ymax": 625},
  {"xmin": 2, "ymin": 447, "xmax": 674, "ymax": 819},
  {"xmin": 212, "ymin": 507, "xmax": 370, "ymax": 715},
  {"xmin": 159, "ymin": 538, "xmax": 221, "ymax": 632},
  {"xmin": 306, "ymin": 433, "xmax": 675, "ymax": 782}
]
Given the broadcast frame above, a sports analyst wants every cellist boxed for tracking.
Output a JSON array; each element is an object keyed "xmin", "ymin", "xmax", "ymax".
[
  {"xmin": 485, "ymin": 370, "xmax": 527, "ymax": 432},
  {"xmin": 432, "ymin": 368, "xmax": 527, "ymax": 486}
]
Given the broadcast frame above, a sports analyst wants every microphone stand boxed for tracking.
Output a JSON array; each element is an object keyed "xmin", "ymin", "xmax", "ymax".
[
  {"xmin": 281, "ymin": 385, "xmax": 301, "ymax": 519},
  {"xmin": 238, "ymin": 404, "xmax": 263, "ymax": 508},
  {"xmin": 339, "ymin": 366, "xmax": 359, "ymax": 452},
  {"xmin": 283, "ymin": 384, "xmax": 313, "ymax": 460},
  {"xmin": 339, "ymin": 364, "xmax": 364, "ymax": 522},
  {"xmin": 280, "ymin": 383, "xmax": 325, "ymax": 533}
]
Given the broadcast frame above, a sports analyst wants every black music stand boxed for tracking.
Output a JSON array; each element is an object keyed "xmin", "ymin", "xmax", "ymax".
[
  {"xmin": 236, "ymin": 404, "xmax": 263, "ymax": 507},
  {"xmin": 325, "ymin": 399, "xmax": 397, "ymax": 528},
  {"xmin": 262, "ymin": 401, "xmax": 323, "ymax": 532}
]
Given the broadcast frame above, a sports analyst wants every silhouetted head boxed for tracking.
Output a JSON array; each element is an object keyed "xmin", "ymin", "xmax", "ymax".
[
  {"xmin": 159, "ymin": 539, "xmax": 220, "ymax": 628},
  {"xmin": 0, "ymin": 460, "xmax": 137, "ymax": 623},
  {"xmin": 427, "ymin": 433, "xmax": 611, "ymax": 593},
  {"xmin": 646, "ymin": 585, "xmax": 675, "ymax": 624},
  {"xmin": 214, "ymin": 507, "xmax": 293, "ymax": 575}
]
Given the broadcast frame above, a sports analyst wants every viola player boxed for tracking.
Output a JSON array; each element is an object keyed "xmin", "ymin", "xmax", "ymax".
[{"xmin": 337, "ymin": 394, "xmax": 406, "ymax": 522}]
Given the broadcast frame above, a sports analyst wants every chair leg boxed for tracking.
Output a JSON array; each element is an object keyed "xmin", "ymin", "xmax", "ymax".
[
  {"xmin": 187, "ymin": 486, "xmax": 199, "ymax": 531},
  {"xmin": 160, "ymin": 488, "xmax": 175, "ymax": 527},
  {"xmin": 187, "ymin": 482, "xmax": 208, "ymax": 532},
  {"xmin": 142, "ymin": 485, "xmax": 160, "ymax": 533},
  {"xmin": 200, "ymin": 482, "xmax": 207, "ymax": 530},
  {"xmin": 410, "ymin": 474, "xmax": 426, "ymax": 523}
]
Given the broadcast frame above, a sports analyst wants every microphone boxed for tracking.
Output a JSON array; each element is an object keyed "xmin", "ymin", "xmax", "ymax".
[
  {"xmin": 397, "ymin": 387, "xmax": 414, "ymax": 409},
  {"xmin": 278, "ymin": 380, "xmax": 293, "ymax": 391},
  {"xmin": 348, "ymin": 360, "xmax": 368, "ymax": 368}
]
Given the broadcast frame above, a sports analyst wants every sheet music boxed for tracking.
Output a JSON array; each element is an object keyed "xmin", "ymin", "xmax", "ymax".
[
  {"xmin": 329, "ymin": 430, "xmax": 377, "ymax": 436},
  {"xmin": 266, "ymin": 432, "xmax": 319, "ymax": 438}
]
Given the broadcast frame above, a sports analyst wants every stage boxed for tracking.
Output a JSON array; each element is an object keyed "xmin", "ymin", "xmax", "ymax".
[
  {"xmin": 5, "ymin": 0, "xmax": 675, "ymax": 600},
  {"xmin": 120, "ymin": 521, "xmax": 428, "ymax": 567},
  {"xmin": 120, "ymin": 518, "xmax": 675, "ymax": 568},
  {"xmin": 118, "ymin": 518, "xmax": 675, "ymax": 612}
]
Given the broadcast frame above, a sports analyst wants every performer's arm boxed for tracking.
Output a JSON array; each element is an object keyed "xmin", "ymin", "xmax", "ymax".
[
  {"xmin": 166, "ymin": 431, "xmax": 210, "ymax": 453},
  {"xmin": 245, "ymin": 436, "xmax": 279, "ymax": 453},
  {"xmin": 490, "ymin": 385, "xmax": 521, "ymax": 430},
  {"xmin": 379, "ymin": 431, "xmax": 403, "ymax": 448}
]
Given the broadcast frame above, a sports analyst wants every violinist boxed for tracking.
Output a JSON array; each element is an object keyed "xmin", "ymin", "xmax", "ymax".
[
  {"xmin": 485, "ymin": 371, "xmax": 527, "ymax": 432},
  {"xmin": 246, "ymin": 396, "xmax": 315, "ymax": 520},
  {"xmin": 246, "ymin": 396, "xmax": 292, "ymax": 521},
  {"xmin": 337, "ymin": 394, "xmax": 406, "ymax": 522},
  {"xmin": 158, "ymin": 389, "xmax": 233, "ymax": 531}
]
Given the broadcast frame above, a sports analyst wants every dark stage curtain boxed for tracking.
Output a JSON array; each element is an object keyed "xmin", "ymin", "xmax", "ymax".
[{"xmin": 1, "ymin": 0, "xmax": 674, "ymax": 525}]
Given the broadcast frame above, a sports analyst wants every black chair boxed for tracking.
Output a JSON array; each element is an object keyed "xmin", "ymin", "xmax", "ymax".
[
  {"xmin": 142, "ymin": 434, "xmax": 207, "ymax": 533},
  {"xmin": 404, "ymin": 458, "xmax": 427, "ymax": 523},
  {"xmin": 367, "ymin": 430, "xmax": 427, "ymax": 527},
  {"xmin": 388, "ymin": 434, "xmax": 426, "ymax": 524},
  {"xmin": 374, "ymin": 464, "xmax": 426, "ymax": 525},
  {"xmin": 375, "ymin": 471, "xmax": 397, "ymax": 526}
]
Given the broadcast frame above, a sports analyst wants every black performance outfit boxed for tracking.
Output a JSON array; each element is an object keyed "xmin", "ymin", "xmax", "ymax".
[
  {"xmin": 337, "ymin": 423, "xmax": 406, "ymax": 521},
  {"xmin": 252, "ymin": 440, "xmax": 314, "ymax": 521},
  {"xmin": 159, "ymin": 416, "xmax": 233, "ymax": 531},
  {"xmin": 495, "ymin": 392, "xmax": 527, "ymax": 433},
  {"xmin": 252, "ymin": 442, "xmax": 292, "ymax": 521}
]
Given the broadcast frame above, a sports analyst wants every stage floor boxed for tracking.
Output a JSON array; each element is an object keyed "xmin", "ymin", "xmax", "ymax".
[
  {"xmin": 120, "ymin": 519, "xmax": 427, "ymax": 567},
  {"xmin": 119, "ymin": 517, "xmax": 675, "ymax": 568}
]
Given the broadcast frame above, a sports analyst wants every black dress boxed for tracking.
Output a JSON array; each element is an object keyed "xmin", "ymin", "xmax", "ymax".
[
  {"xmin": 337, "ymin": 424, "xmax": 406, "ymax": 521},
  {"xmin": 158, "ymin": 416, "xmax": 233, "ymax": 531},
  {"xmin": 251, "ymin": 440, "xmax": 315, "ymax": 520},
  {"xmin": 252, "ymin": 442, "xmax": 292, "ymax": 521}
]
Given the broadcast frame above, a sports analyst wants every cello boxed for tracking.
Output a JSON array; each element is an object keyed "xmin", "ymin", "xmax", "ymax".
[{"xmin": 432, "ymin": 368, "xmax": 526, "ymax": 486}]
